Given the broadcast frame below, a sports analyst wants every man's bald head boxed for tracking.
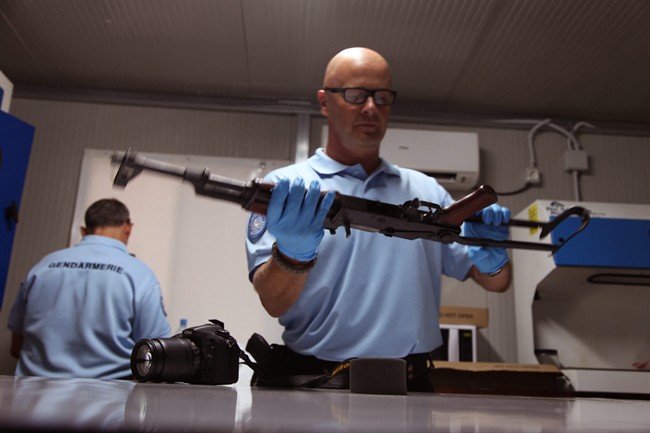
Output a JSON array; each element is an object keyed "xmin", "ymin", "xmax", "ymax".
[
  {"xmin": 323, "ymin": 47, "xmax": 391, "ymax": 88},
  {"xmin": 317, "ymin": 47, "xmax": 393, "ymax": 173}
]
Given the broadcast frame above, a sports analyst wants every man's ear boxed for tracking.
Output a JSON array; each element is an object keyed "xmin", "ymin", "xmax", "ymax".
[
  {"xmin": 317, "ymin": 89, "xmax": 329, "ymax": 117},
  {"xmin": 80, "ymin": 226, "xmax": 88, "ymax": 237},
  {"xmin": 120, "ymin": 222, "xmax": 133, "ymax": 245}
]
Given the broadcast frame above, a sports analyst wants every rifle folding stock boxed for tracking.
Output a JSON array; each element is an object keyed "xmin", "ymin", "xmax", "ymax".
[{"xmin": 111, "ymin": 150, "xmax": 589, "ymax": 252}]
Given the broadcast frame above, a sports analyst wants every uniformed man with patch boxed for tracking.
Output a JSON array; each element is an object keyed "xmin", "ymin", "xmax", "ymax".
[
  {"xmin": 246, "ymin": 47, "xmax": 512, "ymax": 391},
  {"xmin": 7, "ymin": 198, "xmax": 171, "ymax": 379}
]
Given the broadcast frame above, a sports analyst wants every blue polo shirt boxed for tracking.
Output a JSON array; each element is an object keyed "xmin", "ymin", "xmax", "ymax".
[
  {"xmin": 246, "ymin": 148, "xmax": 472, "ymax": 361},
  {"xmin": 8, "ymin": 235, "xmax": 171, "ymax": 379}
]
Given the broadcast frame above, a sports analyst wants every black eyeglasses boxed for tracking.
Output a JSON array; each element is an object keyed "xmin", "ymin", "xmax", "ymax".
[{"xmin": 324, "ymin": 87, "xmax": 397, "ymax": 106}]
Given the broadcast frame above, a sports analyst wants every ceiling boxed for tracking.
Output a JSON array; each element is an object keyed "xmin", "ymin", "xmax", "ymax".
[{"xmin": 1, "ymin": 0, "xmax": 650, "ymax": 133}]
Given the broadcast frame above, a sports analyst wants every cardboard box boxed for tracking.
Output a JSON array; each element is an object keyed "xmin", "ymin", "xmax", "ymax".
[
  {"xmin": 430, "ymin": 361, "xmax": 570, "ymax": 397},
  {"xmin": 440, "ymin": 306, "xmax": 488, "ymax": 328}
]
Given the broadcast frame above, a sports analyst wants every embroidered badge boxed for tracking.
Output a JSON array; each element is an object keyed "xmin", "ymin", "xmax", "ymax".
[{"xmin": 248, "ymin": 213, "xmax": 266, "ymax": 241}]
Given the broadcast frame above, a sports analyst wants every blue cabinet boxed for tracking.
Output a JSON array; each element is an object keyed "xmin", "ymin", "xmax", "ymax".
[{"xmin": 0, "ymin": 111, "xmax": 35, "ymax": 309}]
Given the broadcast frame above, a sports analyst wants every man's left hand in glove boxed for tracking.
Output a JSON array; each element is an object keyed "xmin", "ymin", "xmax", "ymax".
[{"xmin": 463, "ymin": 204, "xmax": 512, "ymax": 291}]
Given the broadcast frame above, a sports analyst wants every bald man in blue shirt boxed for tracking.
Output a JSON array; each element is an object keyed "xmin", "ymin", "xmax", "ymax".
[{"xmin": 246, "ymin": 48, "xmax": 511, "ymax": 391}]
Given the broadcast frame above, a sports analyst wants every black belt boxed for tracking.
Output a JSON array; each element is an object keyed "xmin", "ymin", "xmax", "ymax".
[{"xmin": 247, "ymin": 337, "xmax": 434, "ymax": 391}]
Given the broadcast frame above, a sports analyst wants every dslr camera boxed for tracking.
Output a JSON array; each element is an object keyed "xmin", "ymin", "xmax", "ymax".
[{"xmin": 131, "ymin": 319, "xmax": 241, "ymax": 385}]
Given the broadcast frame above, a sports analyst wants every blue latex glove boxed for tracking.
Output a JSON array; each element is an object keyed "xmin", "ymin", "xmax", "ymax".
[
  {"xmin": 463, "ymin": 204, "xmax": 511, "ymax": 275},
  {"xmin": 266, "ymin": 178, "xmax": 335, "ymax": 262}
]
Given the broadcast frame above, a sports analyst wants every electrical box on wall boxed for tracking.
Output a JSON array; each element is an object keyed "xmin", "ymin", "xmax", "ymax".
[{"xmin": 320, "ymin": 125, "xmax": 479, "ymax": 190}]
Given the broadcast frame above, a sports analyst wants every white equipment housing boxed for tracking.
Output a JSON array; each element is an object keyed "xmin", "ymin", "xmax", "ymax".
[
  {"xmin": 320, "ymin": 124, "xmax": 480, "ymax": 190},
  {"xmin": 511, "ymin": 200, "xmax": 650, "ymax": 396}
]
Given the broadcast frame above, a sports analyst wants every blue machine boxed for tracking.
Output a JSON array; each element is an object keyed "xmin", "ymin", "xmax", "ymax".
[{"xmin": 551, "ymin": 217, "xmax": 650, "ymax": 269}]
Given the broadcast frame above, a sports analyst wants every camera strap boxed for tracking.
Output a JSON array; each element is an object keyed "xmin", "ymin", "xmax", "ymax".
[
  {"xmin": 297, "ymin": 359, "xmax": 352, "ymax": 388},
  {"xmin": 238, "ymin": 350, "xmax": 263, "ymax": 374},
  {"xmin": 242, "ymin": 333, "xmax": 352, "ymax": 389}
]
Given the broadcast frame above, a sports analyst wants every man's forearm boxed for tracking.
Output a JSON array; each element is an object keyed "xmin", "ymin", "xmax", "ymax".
[
  {"xmin": 469, "ymin": 261, "xmax": 512, "ymax": 292},
  {"xmin": 252, "ymin": 257, "xmax": 310, "ymax": 317}
]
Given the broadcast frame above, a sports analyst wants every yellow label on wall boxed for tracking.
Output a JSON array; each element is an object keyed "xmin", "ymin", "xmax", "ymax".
[{"xmin": 528, "ymin": 203, "xmax": 539, "ymax": 235}]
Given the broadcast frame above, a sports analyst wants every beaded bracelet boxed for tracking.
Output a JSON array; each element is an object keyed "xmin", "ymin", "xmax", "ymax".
[{"xmin": 271, "ymin": 242, "xmax": 317, "ymax": 274}]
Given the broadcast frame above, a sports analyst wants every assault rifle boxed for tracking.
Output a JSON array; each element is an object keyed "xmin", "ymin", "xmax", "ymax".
[{"xmin": 111, "ymin": 150, "xmax": 589, "ymax": 252}]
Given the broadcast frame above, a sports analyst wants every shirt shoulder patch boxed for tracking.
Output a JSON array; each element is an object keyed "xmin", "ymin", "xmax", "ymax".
[{"xmin": 247, "ymin": 213, "xmax": 266, "ymax": 241}]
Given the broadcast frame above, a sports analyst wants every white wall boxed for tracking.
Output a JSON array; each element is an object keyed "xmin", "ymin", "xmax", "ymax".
[
  {"xmin": 0, "ymin": 100, "xmax": 297, "ymax": 375},
  {"xmin": 72, "ymin": 149, "xmax": 290, "ymax": 344}
]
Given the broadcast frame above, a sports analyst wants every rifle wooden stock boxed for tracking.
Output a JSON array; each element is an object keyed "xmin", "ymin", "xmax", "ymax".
[{"xmin": 436, "ymin": 185, "xmax": 498, "ymax": 227}]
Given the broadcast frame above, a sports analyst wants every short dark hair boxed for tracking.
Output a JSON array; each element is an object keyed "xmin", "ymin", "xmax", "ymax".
[{"xmin": 84, "ymin": 199, "xmax": 130, "ymax": 231}]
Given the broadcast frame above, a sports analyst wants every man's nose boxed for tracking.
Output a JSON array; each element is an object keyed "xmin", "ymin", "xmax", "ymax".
[{"xmin": 360, "ymin": 95, "xmax": 378, "ymax": 115}]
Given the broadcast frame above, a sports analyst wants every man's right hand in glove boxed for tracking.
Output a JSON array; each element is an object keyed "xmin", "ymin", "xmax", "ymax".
[
  {"xmin": 266, "ymin": 178, "xmax": 335, "ymax": 262},
  {"xmin": 253, "ymin": 178, "xmax": 335, "ymax": 317}
]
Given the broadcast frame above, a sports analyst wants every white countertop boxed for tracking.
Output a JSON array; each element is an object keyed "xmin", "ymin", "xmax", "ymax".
[{"xmin": 0, "ymin": 372, "xmax": 648, "ymax": 432}]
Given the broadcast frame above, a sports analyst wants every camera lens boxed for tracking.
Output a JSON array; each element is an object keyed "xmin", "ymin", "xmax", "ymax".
[{"xmin": 131, "ymin": 337, "xmax": 201, "ymax": 383}]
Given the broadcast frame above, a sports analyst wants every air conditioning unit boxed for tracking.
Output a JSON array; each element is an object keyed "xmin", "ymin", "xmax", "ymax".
[
  {"xmin": 320, "ymin": 125, "xmax": 480, "ymax": 190},
  {"xmin": 380, "ymin": 127, "xmax": 480, "ymax": 190}
]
